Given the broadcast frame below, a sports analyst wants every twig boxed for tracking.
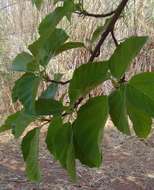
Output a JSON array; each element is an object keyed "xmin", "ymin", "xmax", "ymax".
[
  {"xmin": 50, "ymin": 79, "xmax": 70, "ymax": 85},
  {"xmin": 75, "ymin": 10, "xmax": 116, "ymax": 18},
  {"xmin": 111, "ymin": 31, "xmax": 118, "ymax": 47},
  {"xmin": 89, "ymin": 0, "xmax": 129, "ymax": 62},
  {"xmin": 74, "ymin": 97, "xmax": 84, "ymax": 109},
  {"xmin": 44, "ymin": 75, "xmax": 70, "ymax": 85}
]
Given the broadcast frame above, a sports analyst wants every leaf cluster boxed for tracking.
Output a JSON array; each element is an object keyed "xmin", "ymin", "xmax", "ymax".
[{"xmin": 0, "ymin": 0, "xmax": 153, "ymax": 182}]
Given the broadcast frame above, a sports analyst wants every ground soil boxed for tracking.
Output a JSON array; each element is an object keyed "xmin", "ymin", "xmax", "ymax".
[{"xmin": 0, "ymin": 124, "xmax": 154, "ymax": 190}]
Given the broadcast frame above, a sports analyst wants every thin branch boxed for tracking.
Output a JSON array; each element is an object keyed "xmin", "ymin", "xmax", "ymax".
[
  {"xmin": 89, "ymin": 0, "xmax": 129, "ymax": 62},
  {"xmin": 44, "ymin": 75, "xmax": 70, "ymax": 85},
  {"xmin": 74, "ymin": 97, "xmax": 84, "ymax": 109},
  {"xmin": 75, "ymin": 10, "xmax": 116, "ymax": 18},
  {"xmin": 50, "ymin": 79, "xmax": 70, "ymax": 85},
  {"xmin": 111, "ymin": 31, "xmax": 118, "ymax": 47}
]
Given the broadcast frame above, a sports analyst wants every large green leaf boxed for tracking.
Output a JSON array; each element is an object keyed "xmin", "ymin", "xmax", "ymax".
[
  {"xmin": 69, "ymin": 62, "xmax": 109, "ymax": 104},
  {"xmin": 12, "ymin": 73, "xmax": 40, "ymax": 114},
  {"xmin": 12, "ymin": 52, "xmax": 38, "ymax": 72},
  {"xmin": 39, "ymin": 0, "xmax": 76, "ymax": 36},
  {"xmin": 73, "ymin": 96, "xmax": 108, "ymax": 167},
  {"xmin": 109, "ymin": 86, "xmax": 130, "ymax": 135},
  {"xmin": 29, "ymin": 29, "xmax": 68, "ymax": 66},
  {"xmin": 126, "ymin": 72, "xmax": 154, "ymax": 117},
  {"xmin": 35, "ymin": 98, "xmax": 65, "ymax": 116},
  {"xmin": 0, "ymin": 111, "xmax": 35, "ymax": 138},
  {"xmin": 21, "ymin": 128, "xmax": 41, "ymax": 181},
  {"xmin": 109, "ymin": 73, "xmax": 154, "ymax": 138},
  {"xmin": 109, "ymin": 36, "xmax": 148, "ymax": 79},
  {"xmin": 46, "ymin": 117, "xmax": 76, "ymax": 180},
  {"xmin": 127, "ymin": 102, "xmax": 152, "ymax": 138}
]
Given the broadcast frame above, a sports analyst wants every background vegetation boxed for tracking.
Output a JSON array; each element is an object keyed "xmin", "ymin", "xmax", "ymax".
[{"xmin": 0, "ymin": 0, "xmax": 154, "ymax": 121}]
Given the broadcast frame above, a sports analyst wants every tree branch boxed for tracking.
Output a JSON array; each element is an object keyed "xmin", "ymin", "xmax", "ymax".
[
  {"xmin": 50, "ymin": 79, "xmax": 70, "ymax": 85},
  {"xmin": 75, "ymin": 10, "xmax": 116, "ymax": 18},
  {"xmin": 111, "ymin": 31, "xmax": 118, "ymax": 47},
  {"xmin": 89, "ymin": 0, "xmax": 129, "ymax": 62},
  {"xmin": 44, "ymin": 75, "xmax": 70, "ymax": 85}
]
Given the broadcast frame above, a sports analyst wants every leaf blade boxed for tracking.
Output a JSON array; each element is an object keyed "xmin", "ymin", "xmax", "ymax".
[
  {"xmin": 35, "ymin": 98, "xmax": 65, "ymax": 116},
  {"xmin": 109, "ymin": 86, "xmax": 130, "ymax": 135},
  {"xmin": 69, "ymin": 62, "xmax": 109, "ymax": 104},
  {"xmin": 12, "ymin": 52, "xmax": 38, "ymax": 72},
  {"xmin": 109, "ymin": 36, "xmax": 148, "ymax": 79},
  {"xmin": 21, "ymin": 128, "xmax": 41, "ymax": 181},
  {"xmin": 73, "ymin": 96, "xmax": 108, "ymax": 167},
  {"xmin": 12, "ymin": 73, "xmax": 40, "ymax": 114},
  {"xmin": 126, "ymin": 72, "xmax": 154, "ymax": 117},
  {"xmin": 46, "ymin": 118, "xmax": 76, "ymax": 180}
]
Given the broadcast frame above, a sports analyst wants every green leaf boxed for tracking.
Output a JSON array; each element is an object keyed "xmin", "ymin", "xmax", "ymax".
[
  {"xmin": 12, "ymin": 52, "xmax": 38, "ymax": 72},
  {"xmin": 29, "ymin": 29, "xmax": 68, "ymax": 66},
  {"xmin": 0, "ymin": 122, "xmax": 12, "ymax": 133},
  {"xmin": 39, "ymin": 0, "xmax": 76, "ymax": 36},
  {"xmin": 35, "ymin": 98, "xmax": 65, "ymax": 116},
  {"xmin": 66, "ymin": 139, "xmax": 76, "ymax": 180},
  {"xmin": 55, "ymin": 42, "xmax": 85, "ymax": 55},
  {"xmin": 109, "ymin": 36, "xmax": 148, "ymax": 79},
  {"xmin": 126, "ymin": 72, "xmax": 154, "ymax": 117},
  {"xmin": 109, "ymin": 86, "xmax": 130, "ymax": 135},
  {"xmin": 12, "ymin": 73, "xmax": 40, "ymax": 114},
  {"xmin": 41, "ymin": 83, "xmax": 58, "ymax": 99},
  {"xmin": 73, "ymin": 96, "xmax": 108, "ymax": 167},
  {"xmin": 40, "ymin": 73, "xmax": 62, "ymax": 99},
  {"xmin": 64, "ymin": 0, "xmax": 77, "ymax": 22},
  {"xmin": 0, "ymin": 111, "xmax": 35, "ymax": 138},
  {"xmin": 32, "ymin": 0, "xmax": 43, "ymax": 9},
  {"xmin": 46, "ymin": 117, "xmax": 76, "ymax": 180},
  {"xmin": 69, "ymin": 61, "xmax": 109, "ymax": 104},
  {"xmin": 127, "ymin": 102, "xmax": 152, "ymax": 138},
  {"xmin": 108, "ymin": 74, "xmax": 153, "ymax": 138},
  {"xmin": 21, "ymin": 128, "xmax": 41, "ymax": 181}
]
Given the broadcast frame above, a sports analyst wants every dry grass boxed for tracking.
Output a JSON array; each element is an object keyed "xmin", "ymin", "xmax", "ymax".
[{"xmin": 0, "ymin": 0, "xmax": 154, "ymax": 113}]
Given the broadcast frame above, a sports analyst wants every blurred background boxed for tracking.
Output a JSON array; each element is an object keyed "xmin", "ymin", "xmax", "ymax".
[{"xmin": 0, "ymin": 0, "xmax": 154, "ymax": 122}]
